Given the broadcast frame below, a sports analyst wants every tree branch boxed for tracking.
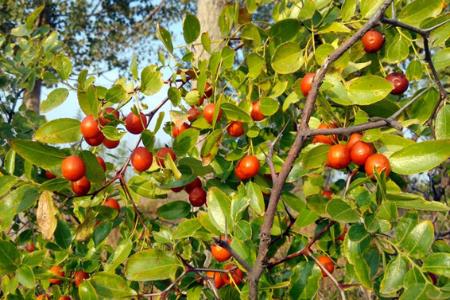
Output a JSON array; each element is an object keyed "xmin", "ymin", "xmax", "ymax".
[
  {"xmin": 248, "ymin": 1, "xmax": 394, "ymax": 298},
  {"xmin": 214, "ymin": 238, "xmax": 252, "ymax": 271}
]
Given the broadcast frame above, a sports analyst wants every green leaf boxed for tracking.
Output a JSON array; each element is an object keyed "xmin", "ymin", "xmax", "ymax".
[
  {"xmin": 52, "ymin": 54, "xmax": 72, "ymax": 80},
  {"xmin": 141, "ymin": 65, "xmax": 163, "ymax": 96},
  {"xmin": 344, "ymin": 237, "xmax": 372, "ymax": 288},
  {"xmin": 302, "ymin": 144, "xmax": 330, "ymax": 170},
  {"xmin": 10, "ymin": 139, "xmax": 67, "ymax": 169},
  {"xmin": 106, "ymin": 85, "xmax": 127, "ymax": 103},
  {"xmin": 173, "ymin": 128, "xmax": 200, "ymax": 156},
  {"xmin": 422, "ymin": 253, "xmax": 450, "ymax": 277},
  {"xmin": 387, "ymin": 192, "xmax": 449, "ymax": 212},
  {"xmin": 380, "ymin": 256, "xmax": 408, "ymax": 296},
  {"xmin": 270, "ymin": 19, "xmax": 299, "ymax": 43},
  {"xmin": 4, "ymin": 149, "xmax": 15, "ymax": 175},
  {"xmin": 93, "ymin": 222, "xmax": 113, "ymax": 246},
  {"xmin": 125, "ymin": 249, "xmax": 181, "ymax": 281},
  {"xmin": 80, "ymin": 151, "xmax": 105, "ymax": 183},
  {"xmin": 327, "ymin": 199, "xmax": 360, "ymax": 223},
  {"xmin": 271, "ymin": 42, "xmax": 303, "ymax": 74},
  {"xmin": 168, "ymin": 86, "xmax": 181, "ymax": 106},
  {"xmin": 406, "ymin": 60, "xmax": 423, "ymax": 80},
  {"xmin": 289, "ymin": 261, "xmax": 321, "ymax": 299},
  {"xmin": 246, "ymin": 182, "xmax": 265, "ymax": 216},
  {"xmin": 221, "ymin": 103, "xmax": 252, "ymax": 122},
  {"xmin": 399, "ymin": 221, "xmax": 434, "ymax": 258},
  {"xmin": 78, "ymin": 85, "xmax": 99, "ymax": 116},
  {"xmin": 409, "ymin": 88, "xmax": 440, "ymax": 124},
  {"xmin": 384, "ymin": 31, "xmax": 410, "ymax": 64},
  {"xmin": 435, "ymin": 105, "xmax": 450, "ymax": 140},
  {"xmin": 54, "ymin": 220, "xmax": 72, "ymax": 249},
  {"xmin": 341, "ymin": 0, "xmax": 357, "ymax": 21},
  {"xmin": 207, "ymin": 187, "xmax": 232, "ymax": 233},
  {"xmin": 91, "ymin": 272, "xmax": 137, "ymax": 298},
  {"xmin": 260, "ymin": 98, "xmax": 279, "ymax": 116},
  {"xmin": 173, "ymin": 219, "xmax": 201, "ymax": 239},
  {"xmin": 398, "ymin": 0, "xmax": 442, "ymax": 26},
  {"xmin": 183, "ymin": 13, "xmax": 201, "ymax": 44},
  {"xmin": 130, "ymin": 54, "xmax": 138, "ymax": 80},
  {"xmin": 347, "ymin": 75, "xmax": 392, "ymax": 105},
  {"xmin": 104, "ymin": 239, "xmax": 133, "ymax": 273},
  {"xmin": 157, "ymin": 24, "xmax": 173, "ymax": 53},
  {"xmin": 201, "ymin": 32, "xmax": 211, "ymax": 53},
  {"xmin": 0, "ymin": 240, "xmax": 20, "ymax": 275},
  {"xmin": 360, "ymin": 0, "xmax": 385, "ymax": 18},
  {"xmin": 432, "ymin": 48, "xmax": 450, "ymax": 71},
  {"xmin": 78, "ymin": 281, "xmax": 98, "ymax": 300},
  {"xmin": 34, "ymin": 118, "xmax": 81, "ymax": 144},
  {"xmin": 157, "ymin": 201, "xmax": 191, "ymax": 220},
  {"xmin": 247, "ymin": 53, "xmax": 265, "ymax": 79},
  {"xmin": 16, "ymin": 265, "xmax": 35, "ymax": 289},
  {"xmin": 390, "ymin": 140, "xmax": 450, "ymax": 175},
  {"xmin": 0, "ymin": 176, "xmax": 18, "ymax": 198},
  {"xmin": 201, "ymin": 129, "xmax": 222, "ymax": 161},
  {"xmin": 40, "ymin": 88, "xmax": 69, "ymax": 113}
]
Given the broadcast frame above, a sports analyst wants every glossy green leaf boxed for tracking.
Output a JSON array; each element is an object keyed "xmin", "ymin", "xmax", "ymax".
[
  {"xmin": 327, "ymin": 199, "xmax": 360, "ymax": 223},
  {"xmin": 93, "ymin": 222, "xmax": 113, "ymax": 246},
  {"xmin": 384, "ymin": 31, "xmax": 410, "ymax": 64},
  {"xmin": 422, "ymin": 253, "xmax": 450, "ymax": 277},
  {"xmin": 271, "ymin": 42, "xmax": 303, "ymax": 74},
  {"xmin": 247, "ymin": 53, "xmax": 265, "ymax": 79},
  {"xmin": 173, "ymin": 219, "xmax": 201, "ymax": 239},
  {"xmin": 173, "ymin": 128, "xmax": 200, "ymax": 156},
  {"xmin": 260, "ymin": 97, "xmax": 279, "ymax": 116},
  {"xmin": 78, "ymin": 280, "xmax": 99, "ymax": 300},
  {"xmin": 347, "ymin": 75, "xmax": 392, "ymax": 105},
  {"xmin": 10, "ymin": 139, "xmax": 67, "ymax": 169},
  {"xmin": 390, "ymin": 140, "xmax": 450, "ymax": 175},
  {"xmin": 91, "ymin": 272, "xmax": 137, "ymax": 298},
  {"xmin": 302, "ymin": 144, "xmax": 329, "ymax": 170},
  {"xmin": 80, "ymin": 151, "xmax": 105, "ymax": 183},
  {"xmin": 246, "ymin": 182, "xmax": 265, "ymax": 216},
  {"xmin": 141, "ymin": 65, "xmax": 163, "ymax": 96},
  {"xmin": 34, "ymin": 118, "xmax": 81, "ymax": 144},
  {"xmin": 207, "ymin": 187, "xmax": 232, "ymax": 233},
  {"xmin": 157, "ymin": 201, "xmax": 191, "ymax": 220},
  {"xmin": 409, "ymin": 88, "xmax": 440, "ymax": 124},
  {"xmin": 105, "ymin": 85, "xmax": 127, "ymax": 103},
  {"xmin": 344, "ymin": 237, "xmax": 372, "ymax": 288},
  {"xmin": 52, "ymin": 54, "xmax": 72, "ymax": 80},
  {"xmin": 0, "ymin": 240, "xmax": 20, "ymax": 275},
  {"xmin": 341, "ymin": 0, "xmax": 357, "ymax": 21},
  {"xmin": 435, "ymin": 105, "xmax": 450, "ymax": 140},
  {"xmin": 183, "ymin": 13, "xmax": 201, "ymax": 44},
  {"xmin": 221, "ymin": 103, "xmax": 252, "ymax": 122},
  {"xmin": 289, "ymin": 261, "xmax": 321, "ymax": 299},
  {"xmin": 380, "ymin": 256, "xmax": 408, "ymax": 296},
  {"xmin": 16, "ymin": 265, "xmax": 34, "ymax": 289},
  {"xmin": 398, "ymin": 0, "xmax": 442, "ymax": 26},
  {"xmin": 125, "ymin": 249, "xmax": 181, "ymax": 281},
  {"xmin": 104, "ymin": 239, "xmax": 133, "ymax": 273},
  {"xmin": 157, "ymin": 24, "xmax": 173, "ymax": 53},
  {"xmin": 40, "ymin": 88, "xmax": 69, "ymax": 113},
  {"xmin": 399, "ymin": 221, "xmax": 434, "ymax": 258},
  {"xmin": 406, "ymin": 60, "xmax": 423, "ymax": 80},
  {"xmin": 270, "ymin": 19, "xmax": 299, "ymax": 43}
]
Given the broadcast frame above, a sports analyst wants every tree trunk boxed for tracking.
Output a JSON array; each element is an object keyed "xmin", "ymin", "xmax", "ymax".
[
  {"xmin": 195, "ymin": 0, "xmax": 226, "ymax": 60},
  {"xmin": 23, "ymin": 79, "xmax": 41, "ymax": 113}
]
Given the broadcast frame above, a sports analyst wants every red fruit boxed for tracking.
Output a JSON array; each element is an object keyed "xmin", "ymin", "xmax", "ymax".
[
  {"xmin": 361, "ymin": 29, "xmax": 384, "ymax": 53},
  {"xmin": 156, "ymin": 147, "xmax": 176, "ymax": 167},
  {"xmin": 25, "ymin": 241, "xmax": 35, "ymax": 252},
  {"xmin": 347, "ymin": 133, "xmax": 362, "ymax": 150},
  {"xmin": 104, "ymin": 198, "xmax": 120, "ymax": 212},
  {"xmin": 317, "ymin": 256, "xmax": 334, "ymax": 277},
  {"xmin": 59, "ymin": 296, "xmax": 72, "ymax": 300},
  {"xmin": 187, "ymin": 106, "xmax": 201, "ymax": 122},
  {"xmin": 211, "ymin": 238, "xmax": 232, "ymax": 262},
  {"xmin": 428, "ymin": 273, "xmax": 438, "ymax": 285},
  {"xmin": 185, "ymin": 177, "xmax": 202, "ymax": 193},
  {"xmin": 36, "ymin": 295, "xmax": 49, "ymax": 300},
  {"xmin": 350, "ymin": 141, "xmax": 374, "ymax": 166},
  {"xmin": 131, "ymin": 147, "xmax": 153, "ymax": 172},
  {"xmin": 235, "ymin": 155, "xmax": 260, "ymax": 180},
  {"xmin": 99, "ymin": 107, "xmax": 119, "ymax": 126},
  {"xmin": 45, "ymin": 170, "xmax": 56, "ymax": 179},
  {"xmin": 203, "ymin": 103, "xmax": 222, "ymax": 124},
  {"xmin": 337, "ymin": 226, "xmax": 348, "ymax": 241},
  {"xmin": 322, "ymin": 190, "xmax": 332, "ymax": 200},
  {"xmin": 206, "ymin": 271, "xmax": 225, "ymax": 289},
  {"xmin": 171, "ymin": 186, "xmax": 184, "ymax": 193},
  {"xmin": 49, "ymin": 265, "xmax": 65, "ymax": 285},
  {"xmin": 327, "ymin": 144, "xmax": 351, "ymax": 169},
  {"xmin": 80, "ymin": 115, "xmax": 101, "ymax": 138},
  {"xmin": 103, "ymin": 137, "xmax": 120, "ymax": 149},
  {"xmin": 250, "ymin": 101, "xmax": 265, "ymax": 121},
  {"xmin": 172, "ymin": 122, "xmax": 190, "ymax": 138},
  {"xmin": 85, "ymin": 132, "xmax": 105, "ymax": 146},
  {"xmin": 74, "ymin": 270, "xmax": 89, "ymax": 287},
  {"xmin": 188, "ymin": 187, "xmax": 207, "ymax": 207},
  {"xmin": 227, "ymin": 121, "xmax": 245, "ymax": 137},
  {"xmin": 204, "ymin": 82, "xmax": 213, "ymax": 98},
  {"xmin": 96, "ymin": 156, "xmax": 106, "ymax": 171},
  {"xmin": 71, "ymin": 176, "xmax": 91, "ymax": 196},
  {"xmin": 223, "ymin": 264, "xmax": 244, "ymax": 285},
  {"xmin": 300, "ymin": 72, "xmax": 315, "ymax": 97},
  {"xmin": 313, "ymin": 123, "xmax": 337, "ymax": 145},
  {"xmin": 61, "ymin": 155, "xmax": 86, "ymax": 181},
  {"xmin": 386, "ymin": 72, "xmax": 409, "ymax": 95},
  {"xmin": 365, "ymin": 153, "xmax": 391, "ymax": 177},
  {"xmin": 125, "ymin": 112, "xmax": 148, "ymax": 134}
]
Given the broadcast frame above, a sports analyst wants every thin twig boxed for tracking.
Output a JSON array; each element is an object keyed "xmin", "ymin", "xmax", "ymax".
[{"xmin": 213, "ymin": 238, "xmax": 252, "ymax": 271}]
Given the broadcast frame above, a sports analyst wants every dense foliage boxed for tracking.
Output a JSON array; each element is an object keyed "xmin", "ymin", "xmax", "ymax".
[{"xmin": 0, "ymin": 0, "xmax": 449, "ymax": 299}]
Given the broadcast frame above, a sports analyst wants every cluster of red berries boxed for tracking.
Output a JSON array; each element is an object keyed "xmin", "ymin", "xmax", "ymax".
[
  {"xmin": 207, "ymin": 237, "xmax": 244, "ymax": 288},
  {"xmin": 300, "ymin": 29, "xmax": 409, "ymax": 99},
  {"xmin": 80, "ymin": 108, "xmax": 121, "ymax": 148},
  {"xmin": 36, "ymin": 267, "xmax": 90, "ymax": 299},
  {"xmin": 171, "ymin": 177, "xmax": 207, "ymax": 207}
]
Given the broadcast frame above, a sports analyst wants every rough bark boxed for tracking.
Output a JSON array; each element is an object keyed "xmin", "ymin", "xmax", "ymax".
[
  {"xmin": 195, "ymin": 0, "xmax": 226, "ymax": 60},
  {"xmin": 23, "ymin": 79, "xmax": 41, "ymax": 113}
]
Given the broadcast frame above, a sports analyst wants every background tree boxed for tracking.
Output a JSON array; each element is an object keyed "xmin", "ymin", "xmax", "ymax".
[{"xmin": 0, "ymin": 0, "xmax": 449, "ymax": 300}]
